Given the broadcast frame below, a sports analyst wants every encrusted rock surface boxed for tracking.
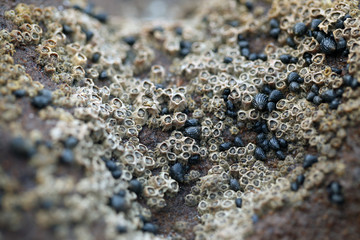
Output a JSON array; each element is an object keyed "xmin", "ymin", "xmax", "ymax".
[{"xmin": 0, "ymin": 0, "xmax": 360, "ymax": 240}]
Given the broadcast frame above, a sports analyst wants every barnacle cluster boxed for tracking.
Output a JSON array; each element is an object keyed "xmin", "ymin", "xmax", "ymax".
[{"xmin": 0, "ymin": 0, "xmax": 360, "ymax": 239}]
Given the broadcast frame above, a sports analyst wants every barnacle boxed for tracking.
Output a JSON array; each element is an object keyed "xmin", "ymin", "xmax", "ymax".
[{"xmin": 1, "ymin": 0, "xmax": 360, "ymax": 240}]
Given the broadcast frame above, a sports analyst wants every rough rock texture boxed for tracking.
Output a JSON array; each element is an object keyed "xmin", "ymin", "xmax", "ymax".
[
  {"xmin": 1, "ymin": 0, "xmax": 360, "ymax": 240},
  {"xmin": 248, "ymin": 126, "xmax": 360, "ymax": 240}
]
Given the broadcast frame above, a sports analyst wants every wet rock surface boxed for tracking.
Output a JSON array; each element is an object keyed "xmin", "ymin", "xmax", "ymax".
[
  {"xmin": 0, "ymin": 0, "xmax": 360, "ymax": 240},
  {"xmin": 248, "ymin": 127, "xmax": 360, "ymax": 240}
]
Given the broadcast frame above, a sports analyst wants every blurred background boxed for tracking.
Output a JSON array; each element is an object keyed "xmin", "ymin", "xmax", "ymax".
[{"xmin": 90, "ymin": 0, "xmax": 198, "ymax": 20}]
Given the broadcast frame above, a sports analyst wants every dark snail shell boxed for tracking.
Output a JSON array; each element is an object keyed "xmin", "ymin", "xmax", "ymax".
[
  {"xmin": 276, "ymin": 150, "xmax": 286, "ymax": 160},
  {"xmin": 320, "ymin": 37, "xmax": 337, "ymax": 55},
  {"xmin": 268, "ymin": 90, "xmax": 284, "ymax": 102},
  {"xmin": 254, "ymin": 147, "xmax": 266, "ymax": 161},
  {"xmin": 170, "ymin": 163, "xmax": 185, "ymax": 183},
  {"xmin": 252, "ymin": 93, "xmax": 268, "ymax": 111},
  {"xmin": 267, "ymin": 102, "xmax": 276, "ymax": 112},
  {"xmin": 303, "ymin": 154, "xmax": 318, "ymax": 168},
  {"xmin": 269, "ymin": 137, "xmax": 280, "ymax": 150},
  {"xmin": 184, "ymin": 126, "xmax": 201, "ymax": 140},
  {"xmin": 287, "ymin": 72, "xmax": 300, "ymax": 83},
  {"xmin": 293, "ymin": 22, "xmax": 307, "ymax": 36}
]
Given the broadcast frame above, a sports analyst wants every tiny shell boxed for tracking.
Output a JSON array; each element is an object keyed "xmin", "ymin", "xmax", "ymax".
[{"xmin": 252, "ymin": 93, "xmax": 268, "ymax": 111}]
